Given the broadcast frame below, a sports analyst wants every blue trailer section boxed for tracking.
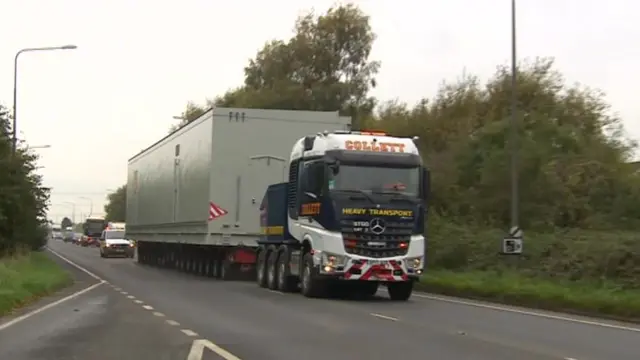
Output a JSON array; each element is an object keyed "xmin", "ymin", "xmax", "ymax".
[{"xmin": 259, "ymin": 182, "xmax": 292, "ymax": 244}]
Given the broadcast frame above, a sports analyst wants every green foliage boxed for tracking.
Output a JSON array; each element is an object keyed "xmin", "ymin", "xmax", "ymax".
[
  {"xmin": 0, "ymin": 251, "xmax": 72, "ymax": 316},
  {"xmin": 104, "ymin": 185, "xmax": 126, "ymax": 222},
  {"xmin": 0, "ymin": 105, "xmax": 51, "ymax": 256},
  {"xmin": 60, "ymin": 217, "xmax": 72, "ymax": 229}
]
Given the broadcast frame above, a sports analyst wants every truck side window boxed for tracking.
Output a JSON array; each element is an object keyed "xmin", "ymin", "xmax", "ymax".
[{"xmin": 302, "ymin": 161, "xmax": 325, "ymax": 198}]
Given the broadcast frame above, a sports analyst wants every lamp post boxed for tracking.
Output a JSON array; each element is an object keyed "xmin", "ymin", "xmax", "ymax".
[
  {"xmin": 79, "ymin": 196, "xmax": 93, "ymax": 217},
  {"xmin": 12, "ymin": 45, "xmax": 77, "ymax": 155}
]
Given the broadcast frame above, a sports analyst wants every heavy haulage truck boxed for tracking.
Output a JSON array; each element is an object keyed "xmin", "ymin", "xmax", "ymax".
[{"xmin": 127, "ymin": 107, "xmax": 430, "ymax": 301}]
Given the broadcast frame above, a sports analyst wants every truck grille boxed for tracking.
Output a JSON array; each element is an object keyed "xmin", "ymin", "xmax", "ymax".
[{"xmin": 340, "ymin": 219, "xmax": 413, "ymax": 258}]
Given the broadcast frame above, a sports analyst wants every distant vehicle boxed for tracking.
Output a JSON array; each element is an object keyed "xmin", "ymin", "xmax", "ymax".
[
  {"xmin": 51, "ymin": 224, "xmax": 63, "ymax": 241},
  {"xmin": 82, "ymin": 216, "xmax": 106, "ymax": 247},
  {"xmin": 99, "ymin": 229, "xmax": 135, "ymax": 258},
  {"xmin": 63, "ymin": 227, "xmax": 75, "ymax": 243},
  {"xmin": 71, "ymin": 232, "xmax": 82, "ymax": 245}
]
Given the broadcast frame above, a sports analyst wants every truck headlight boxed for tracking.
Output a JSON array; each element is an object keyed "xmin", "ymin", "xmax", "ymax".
[
  {"xmin": 321, "ymin": 252, "xmax": 347, "ymax": 268},
  {"xmin": 405, "ymin": 256, "xmax": 423, "ymax": 270}
]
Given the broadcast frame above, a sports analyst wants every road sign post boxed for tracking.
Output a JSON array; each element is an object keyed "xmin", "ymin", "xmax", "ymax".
[{"xmin": 501, "ymin": 226, "xmax": 523, "ymax": 255}]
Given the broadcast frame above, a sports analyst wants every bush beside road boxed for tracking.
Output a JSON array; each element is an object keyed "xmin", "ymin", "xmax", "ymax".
[
  {"xmin": 418, "ymin": 218, "xmax": 640, "ymax": 321},
  {"xmin": 0, "ymin": 252, "xmax": 72, "ymax": 317}
]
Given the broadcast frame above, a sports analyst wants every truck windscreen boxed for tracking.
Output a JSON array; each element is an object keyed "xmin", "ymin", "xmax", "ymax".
[
  {"xmin": 330, "ymin": 165, "xmax": 420, "ymax": 196},
  {"xmin": 85, "ymin": 221, "xmax": 105, "ymax": 235}
]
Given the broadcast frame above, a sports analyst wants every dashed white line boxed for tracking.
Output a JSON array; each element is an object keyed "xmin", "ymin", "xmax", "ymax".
[
  {"xmin": 153, "ymin": 312, "xmax": 165, "ymax": 317},
  {"xmin": 134, "ymin": 300, "xmax": 143, "ymax": 304},
  {"xmin": 166, "ymin": 320, "xmax": 180, "ymax": 326},
  {"xmin": 121, "ymin": 291, "xmax": 128, "ymax": 295},
  {"xmin": 412, "ymin": 292, "xmax": 640, "ymax": 332},
  {"xmin": 181, "ymin": 329, "xmax": 198, "ymax": 337},
  {"xmin": 370, "ymin": 313, "xmax": 398, "ymax": 321},
  {"xmin": 266, "ymin": 290, "xmax": 284, "ymax": 295},
  {"xmin": 114, "ymin": 287, "xmax": 122, "ymax": 291},
  {"xmin": 127, "ymin": 295, "xmax": 135, "ymax": 299},
  {"xmin": 564, "ymin": 358, "xmax": 578, "ymax": 360},
  {"xmin": 142, "ymin": 305, "xmax": 154, "ymax": 310}
]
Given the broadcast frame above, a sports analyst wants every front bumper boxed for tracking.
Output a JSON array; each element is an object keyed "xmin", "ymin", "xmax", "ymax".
[
  {"xmin": 313, "ymin": 250, "xmax": 424, "ymax": 282},
  {"xmin": 103, "ymin": 246, "xmax": 134, "ymax": 257}
]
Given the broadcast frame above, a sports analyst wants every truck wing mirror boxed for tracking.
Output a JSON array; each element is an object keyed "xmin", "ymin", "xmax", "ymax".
[{"xmin": 422, "ymin": 167, "xmax": 431, "ymax": 201}]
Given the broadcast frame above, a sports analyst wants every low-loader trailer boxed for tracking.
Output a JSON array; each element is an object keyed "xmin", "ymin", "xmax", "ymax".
[{"xmin": 128, "ymin": 107, "xmax": 429, "ymax": 300}]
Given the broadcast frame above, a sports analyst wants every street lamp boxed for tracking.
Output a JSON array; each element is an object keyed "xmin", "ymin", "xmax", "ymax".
[
  {"xmin": 12, "ymin": 44, "xmax": 78, "ymax": 155},
  {"xmin": 79, "ymin": 196, "xmax": 93, "ymax": 217}
]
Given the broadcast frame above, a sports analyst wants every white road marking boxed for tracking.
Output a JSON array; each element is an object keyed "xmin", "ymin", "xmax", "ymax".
[
  {"xmin": 564, "ymin": 358, "xmax": 578, "ymax": 360},
  {"xmin": 370, "ymin": 313, "xmax": 398, "ymax": 321},
  {"xmin": 121, "ymin": 291, "xmax": 128, "ymax": 295},
  {"xmin": 153, "ymin": 312, "xmax": 165, "ymax": 317},
  {"xmin": 166, "ymin": 320, "xmax": 180, "ymax": 326},
  {"xmin": 0, "ymin": 281, "xmax": 104, "ymax": 331},
  {"xmin": 114, "ymin": 287, "xmax": 122, "ymax": 291},
  {"xmin": 266, "ymin": 290, "xmax": 284, "ymax": 295},
  {"xmin": 181, "ymin": 329, "xmax": 198, "ymax": 337},
  {"xmin": 142, "ymin": 305, "xmax": 154, "ymax": 310},
  {"xmin": 46, "ymin": 247, "xmax": 102, "ymax": 280},
  {"xmin": 134, "ymin": 300, "xmax": 143, "ymax": 304},
  {"xmin": 127, "ymin": 295, "xmax": 135, "ymax": 299},
  {"xmin": 187, "ymin": 339, "xmax": 242, "ymax": 360},
  {"xmin": 412, "ymin": 292, "xmax": 640, "ymax": 332}
]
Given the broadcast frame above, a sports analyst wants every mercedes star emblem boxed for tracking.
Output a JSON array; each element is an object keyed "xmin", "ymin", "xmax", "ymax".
[{"xmin": 370, "ymin": 218, "xmax": 386, "ymax": 235}]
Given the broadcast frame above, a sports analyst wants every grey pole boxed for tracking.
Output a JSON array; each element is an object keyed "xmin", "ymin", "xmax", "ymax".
[
  {"xmin": 12, "ymin": 45, "xmax": 77, "ymax": 156},
  {"xmin": 509, "ymin": 0, "xmax": 519, "ymax": 230}
]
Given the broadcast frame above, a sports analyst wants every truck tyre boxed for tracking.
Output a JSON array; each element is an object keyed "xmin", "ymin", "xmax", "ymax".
[
  {"xmin": 266, "ymin": 250, "xmax": 279, "ymax": 290},
  {"xmin": 300, "ymin": 253, "xmax": 325, "ymax": 298},
  {"xmin": 276, "ymin": 248, "xmax": 297, "ymax": 292},
  {"xmin": 387, "ymin": 281, "xmax": 414, "ymax": 301},
  {"xmin": 256, "ymin": 250, "xmax": 268, "ymax": 288}
]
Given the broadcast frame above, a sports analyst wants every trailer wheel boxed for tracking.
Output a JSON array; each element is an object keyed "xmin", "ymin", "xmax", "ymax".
[
  {"xmin": 300, "ymin": 253, "xmax": 325, "ymax": 298},
  {"xmin": 266, "ymin": 251, "xmax": 279, "ymax": 290},
  {"xmin": 256, "ymin": 250, "xmax": 268, "ymax": 288},
  {"xmin": 387, "ymin": 281, "xmax": 414, "ymax": 301}
]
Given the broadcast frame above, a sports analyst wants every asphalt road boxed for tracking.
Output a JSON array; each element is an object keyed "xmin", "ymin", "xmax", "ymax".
[{"xmin": 2, "ymin": 240, "xmax": 639, "ymax": 360}]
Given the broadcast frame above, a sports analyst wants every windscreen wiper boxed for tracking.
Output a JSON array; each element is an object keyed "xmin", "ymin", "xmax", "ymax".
[
  {"xmin": 371, "ymin": 190, "xmax": 418, "ymax": 203},
  {"xmin": 337, "ymin": 189, "xmax": 377, "ymax": 205}
]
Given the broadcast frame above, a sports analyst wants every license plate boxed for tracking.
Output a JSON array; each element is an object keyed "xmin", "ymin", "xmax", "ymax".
[
  {"xmin": 368, "ymin": 260, "xmax": 387, "ymax": 266},
  {"xmin": 115, "ymin": 248, "xmax": 124, "ymax": 252}
]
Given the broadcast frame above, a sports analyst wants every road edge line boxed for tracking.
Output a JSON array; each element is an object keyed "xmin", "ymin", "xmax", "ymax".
[
  {"xmin": 0, "ymin": 281, "xmax": 104, "ymax": 331},
  {"xmin": 46, "ymin": 246, "xmax": 103, "ymax": 280}
]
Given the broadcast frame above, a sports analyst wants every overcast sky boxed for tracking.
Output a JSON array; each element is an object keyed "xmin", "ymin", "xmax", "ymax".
[{"xmin": 1, "ymin": 0, "xmax": 637, "ymax": 222}]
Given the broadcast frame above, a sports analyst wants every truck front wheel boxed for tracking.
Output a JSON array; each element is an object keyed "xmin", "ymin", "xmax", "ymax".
[
  {"xmin": 300, "ymin": 253, "xmax": 325, "ymax": 298},
  {"xmin": 266, "ymin": 251, "xmax": 279, "ymax": 290},
  {"xmin": 387, "ymin": 281, "xmax": 414, "ymax": 301}
]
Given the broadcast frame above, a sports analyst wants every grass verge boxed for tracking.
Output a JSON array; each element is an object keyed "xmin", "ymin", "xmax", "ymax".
[
  {"xmin": 0, "ymin": 252, "xmax": 72, "ymax": 317},
  {"xmin": 416, "ymin": 269, "xmax": 640, "ymax": 323}
]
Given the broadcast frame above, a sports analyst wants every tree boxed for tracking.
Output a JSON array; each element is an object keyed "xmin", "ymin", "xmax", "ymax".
[
  {"xmin": 0, "ymin": 104, "xmax": 51, "ymax": 255},
  {"xmin": 173, "ymin": 4, "xmax": 379, "ymax": 132},
  {"xmin": 61, "ymin": 217, "xmax": 73, "ymax": 229},
  {"xmin": 104, "ymin": 185, "xmax": 126, "ymax": 222}
]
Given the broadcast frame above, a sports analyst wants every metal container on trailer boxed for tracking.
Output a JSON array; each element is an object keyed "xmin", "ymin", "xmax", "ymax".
[{"xmin": 126, "ymin": 108, "xmax": 351, "ymax": 247}]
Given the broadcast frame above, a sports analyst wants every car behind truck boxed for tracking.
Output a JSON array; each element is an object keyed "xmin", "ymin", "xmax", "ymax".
[{"xmin": 128, "ymin": 108, "xmax": 429, "ymax": 301}]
